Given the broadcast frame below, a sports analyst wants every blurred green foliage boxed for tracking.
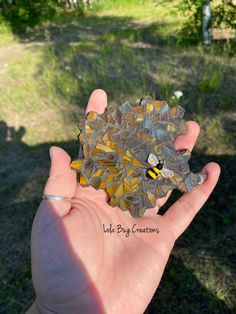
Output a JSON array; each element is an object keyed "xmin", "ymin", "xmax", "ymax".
[
  {"xmin": 213, "ymin": 0, "xmax": 236, "ymax": 29},
  {"xmin": 0, "ymin": 0, "xmax": 89, "ymax": 32},
  {"xmin": 179, "ymin": 0, "xmax": 236, "ymax": 44},
  {"xmin": 1, "ymin": 0, "xmax": 235, "ymax": 44},
  {"xmin": 0, "ymin": 0, "xmax": 58, "ymax": 31}
]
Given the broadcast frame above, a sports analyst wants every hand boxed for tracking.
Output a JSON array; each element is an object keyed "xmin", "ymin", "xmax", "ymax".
[{"xmin": 27, "ymin": 89, "xmax": 220, "ymax": 314}]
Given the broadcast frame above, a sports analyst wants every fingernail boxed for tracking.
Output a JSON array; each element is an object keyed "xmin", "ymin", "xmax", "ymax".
[{"xmin": 49, "ymin": 146, "xmax": 54, "ymax": 159}]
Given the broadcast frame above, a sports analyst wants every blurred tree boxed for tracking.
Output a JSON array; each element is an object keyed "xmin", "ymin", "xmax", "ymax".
[
  {"xmin": 213, "ymin": 0, "xmax": 236, "ymax": 31},
  {"xmin": 179, "ymin": 0, "xmax": 236, "ymax": 44},
  {"xmin": 0, "ymin": 0, "xmax": 95, "ymax": 32},
  {"xmin": 0, "ymin": 0, "xmax": 59, "ymax": 31},
  {"xmin": 202, "ymin": 0, "xmax": 212, "ymax": 44}
]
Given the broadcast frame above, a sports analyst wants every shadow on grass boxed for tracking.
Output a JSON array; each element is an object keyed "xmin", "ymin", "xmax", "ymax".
[
  {"xmin": 0, "ymin": 120, "xmax": 236, "ymax": 313},
  {"xmin": 3, "ymin": 13, "xmax": 236, "ymax": 114},
  {"xmin": 32, "ymin": 15, "xmax": 236, "ymax": 114},
  {"xmin": 145, "ymin": 256, "xmax": 233, "ymax": 314}
]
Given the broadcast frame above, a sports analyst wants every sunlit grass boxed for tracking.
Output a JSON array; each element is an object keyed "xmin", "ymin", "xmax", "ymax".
[
  {"xmin": 93, "ymin": 0, "xmax": 181, "ymax": 22},
  {"xmin": 0, "ymin": 1, "xmax": 235, "ymax": 313}
]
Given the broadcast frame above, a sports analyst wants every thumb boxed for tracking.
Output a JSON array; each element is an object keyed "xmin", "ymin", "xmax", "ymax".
[{"xmin": 43, "ymin": 146, "xmax": 77, "ymax": 217}]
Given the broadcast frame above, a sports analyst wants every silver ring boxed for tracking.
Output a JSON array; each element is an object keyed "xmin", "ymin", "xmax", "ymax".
[{"xmin": 42, "ymin": 194, "xmax": 71, "ymax": 201}]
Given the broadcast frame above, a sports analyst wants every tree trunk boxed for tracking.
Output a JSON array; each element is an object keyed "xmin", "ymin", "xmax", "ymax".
[{"xmin": 202, "ymin": 0, "xmax": 212, "ymax": 44}]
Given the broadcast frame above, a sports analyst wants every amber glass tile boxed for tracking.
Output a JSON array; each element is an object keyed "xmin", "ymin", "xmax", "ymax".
[
  {"xmin": 71, "ymin": 96, "xmax": 206, "ymax": 217},
  {"xmin": 87, "ymin": 111, "xmax": 98, "ymax": 120},
  {"xmin": 70, "ymin": 160, "xmax": 83, "ymax": 170}
]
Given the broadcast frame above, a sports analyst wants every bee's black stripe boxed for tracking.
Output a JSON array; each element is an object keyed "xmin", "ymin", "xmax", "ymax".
[
  {"xmin": 147, "ymin": 168, "xmax": 159, "ymax": 179},
  {"xmin": 153, "ymin": 167, "xmax": 160, "ymax": 175}
]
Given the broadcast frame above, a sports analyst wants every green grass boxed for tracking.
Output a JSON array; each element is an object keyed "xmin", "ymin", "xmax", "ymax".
[{"xmin": 0, "ymin": 1, "xmax": 236, "ymax": 313}]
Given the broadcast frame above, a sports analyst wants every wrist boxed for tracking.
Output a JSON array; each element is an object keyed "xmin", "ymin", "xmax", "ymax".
[
  {"xmin": 26, "ymin": 301, "xmax": 41, "ymax": 314},
  {"xmin": 26, "ymin": 300, "xmax": 54, "ymax": 314},
  {"xmin": 26, "ymin": 298, "xmax": 103, "ymax": 314}
]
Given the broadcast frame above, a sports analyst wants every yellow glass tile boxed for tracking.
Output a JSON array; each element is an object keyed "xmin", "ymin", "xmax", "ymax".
[
  {"xmin": 115, "ymin": 173, "xmax": 122, "ymax": 182},
  {"xmin": 96, "ymin": 134, "xmax": 103, "ymax": 142},
  {"xmin": 79, "ymin": 174, "xmax": 88, "ymax": 185},
  {"xmin": 87, "ymin": 111, "xmax": 98, "ymax": 120},
  {"xmin": 170, "ymin": 107, "xmax": 177, "ymax": 116},
  {"xmin": 108, "ymin": 116, "xmax": 115, "ymax": 124},
  {"xmin": 117, "ymin": 147, "xmax": 123, "ymax": 156},
  {"xmin": 132, "ymin": 158, "xmax": 145, "ymax": 168},
  {"xmin": 146, "ymin": 103, "xmax": 154, "ymax": 113},
  {"xmin": 108, "ymin": 168, "xmax": 119, "ymax": 174},
  {"xmin": 79, "ymin": 133, "xmax": 84, "ymax": 142},
  {"xmin": 147, "ymin": 191, "xmax": 156, "ymax": 207},
  {"xmin": 104, "ymin": 141, "xmax": 117, "ymax": 150},
  {"xmin": 130, "ymin": 178, "xmax": 138, "ymax": 192},
  {"xmin": 136, "ymin": 113, "xmax": 144, "ymax": 121},
  {"xmin": 92, "ymin": 169, "xmax": 105, "ymax": 177},
  {"xmin": 96, "ymin": 143, "xmax": 114, "ymax": 152},
  {"xmin": 106, "ymin": 185, "xmax": 114, "ymax": 196},
  {"xmin": 153, "ymin": 101, "xmax": 165, "ymax": 110},
  {"xmin": 110, "ymin": 197, "xmax": 116, "ymax": 207},
  {"xmin": 83, "ymin": 144, "xmax": 89, "ymax": 157},
  {"xmin": 91, "ymin": 147, "xmax": 103, "ymax": 155},
  {"xmin": 97, "ymin": 160, "xmax": 116, "ymax": 167},
  {"xmin": 99, "ymin": 180, "xmax": 106, "ymax": 189},
  {"xmin": 133, "ymin": 106, "xmax": 143, "ymax": 113},
  {"xmin": 119, "ymin": 199, "xmax": 125, "ymax": 210},
  {"xmin": 122, "ymin": 156, "xmax": 132, "ymax": 164},
  {"xmin": 103, "ymin": 130, "xmax": 111, "ymax": 141},
  {"xmin": 85, "ymin": 124, "xmax": 94, "ymax": 135},
  {"xmin": 167, "ymin": 124, "xmax": 176, "ymax": 132},
  {"xmin": 126, "ymin": 168, "xmax": 134, "ymax": 177},
  {"xmin": 106, "ymin": 174, "xmax": 114, "ymax": 184},
  {"xmin": 124, "ymin": 177, "xmax": 131, "ymax": 194},
  {"xmin": 114, "ymin": 184, "xmax": 123, "ymax": 197},
  {"xmin": 124, "ymin": 150, "xmax": 132, "ymax": 158},
  {"xmin": 70, "ymin": 160, "xmax": 83, "ymax": 170}
]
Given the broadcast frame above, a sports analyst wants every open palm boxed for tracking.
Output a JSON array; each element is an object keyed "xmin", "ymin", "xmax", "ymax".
[{"xmin": 28, "ymin": 90, "xmax": 220, "ymax": 314}]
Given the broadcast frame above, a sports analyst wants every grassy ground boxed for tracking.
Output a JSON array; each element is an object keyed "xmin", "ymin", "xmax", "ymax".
[{"xmin": 0, "ymin": 1, "xmax": 236, "ymax": 313}]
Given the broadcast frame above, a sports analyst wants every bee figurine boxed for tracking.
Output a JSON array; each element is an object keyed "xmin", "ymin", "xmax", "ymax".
[{"xmin": 146, "ymin": 153, "xmax": 174, "ymax": 179}]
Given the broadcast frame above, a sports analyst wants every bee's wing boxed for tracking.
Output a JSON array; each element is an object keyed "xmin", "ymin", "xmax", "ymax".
[
  {"xmin": 147, "ymin": 153, "xmax": 159, "ymax": 166},
  {"xmin": 161, "ymin": 166, "xmax": 174, "ymax": 178}
]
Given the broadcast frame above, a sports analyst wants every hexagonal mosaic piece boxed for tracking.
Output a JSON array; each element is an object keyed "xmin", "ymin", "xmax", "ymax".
[{"xmin": 70, "ymin": 97, "xmax": 206, "ymax": 217}]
